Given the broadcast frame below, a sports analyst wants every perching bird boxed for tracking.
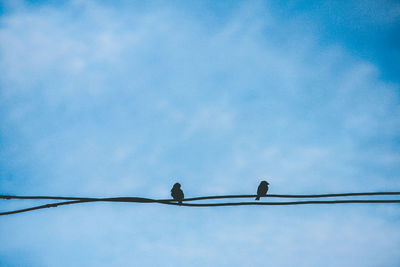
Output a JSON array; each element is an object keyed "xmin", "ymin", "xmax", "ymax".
[
  {"xmin": 255, "ymin": 180, "xmax": 269, "ymax": 200},
  {"xmin": 171, "ymin": 183, "xmax": 184, "ymax": 204}
]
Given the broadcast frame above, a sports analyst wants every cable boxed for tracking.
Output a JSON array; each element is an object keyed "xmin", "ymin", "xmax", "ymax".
[
  {"xmin": 1, "ymin": 197, "xmax": 400, "ymax": 216},
  {"xmin": 2, "ymin": 191, "xmax": 400, "ymax": 202}
]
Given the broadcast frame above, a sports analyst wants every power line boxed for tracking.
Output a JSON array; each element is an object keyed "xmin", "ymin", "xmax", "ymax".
[
  {"xmin": 1, "ymin": 192, "xmax": 400, "ymax": 216},
  {"xmin": 2, "ymin": 191, "xmax": 400, "ymax": 201},
  {"xmin": 2, "ymin": 199, "xmax": 400, "ymax": 216}
]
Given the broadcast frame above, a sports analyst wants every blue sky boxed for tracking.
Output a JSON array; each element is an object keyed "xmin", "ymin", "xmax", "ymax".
[{"xmin": 0, "ymin": 0, "xmax": 400, "ymax": 266}]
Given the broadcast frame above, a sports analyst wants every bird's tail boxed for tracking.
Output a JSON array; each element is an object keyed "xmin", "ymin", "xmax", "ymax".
[
  {"xmin": 178, "ymin": 200, "xmax": 182, "ymax": 205},
  {"xmin": 255, "ymin": 196, "xmax": 260, "ymax": 200}
]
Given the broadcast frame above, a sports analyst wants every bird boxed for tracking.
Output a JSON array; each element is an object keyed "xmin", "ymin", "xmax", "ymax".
[
  {"xmin": 255, "ymin": 180, "xmax": 269, "ymax": 200},
  {"xmin": 171, "ymin": 182, "xmax": 184, "ymax": 204}
]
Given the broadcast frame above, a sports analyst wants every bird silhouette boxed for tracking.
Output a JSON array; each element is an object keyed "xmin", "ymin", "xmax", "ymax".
[
  {"xmin": 171, "ymin": 183, "xmax": 184, "ymax": 204},
  {"xmin": 255, "ymin": 181, "xmax": 269, "ymax": 200}
]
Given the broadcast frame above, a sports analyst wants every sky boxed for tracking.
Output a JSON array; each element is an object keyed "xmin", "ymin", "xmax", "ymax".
[{"xmin": 0, "ymin": 0, "xmax": 400, "ymax": 266}]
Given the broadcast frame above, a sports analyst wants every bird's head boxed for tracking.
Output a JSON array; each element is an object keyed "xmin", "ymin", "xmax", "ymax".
[
  {"xmin": 261, "ymin": 180, "xmax": 269, "ymax": 185},
  {"xmin": 173, "ymin": 183, "xmax": 181, "ymax": 188}
]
